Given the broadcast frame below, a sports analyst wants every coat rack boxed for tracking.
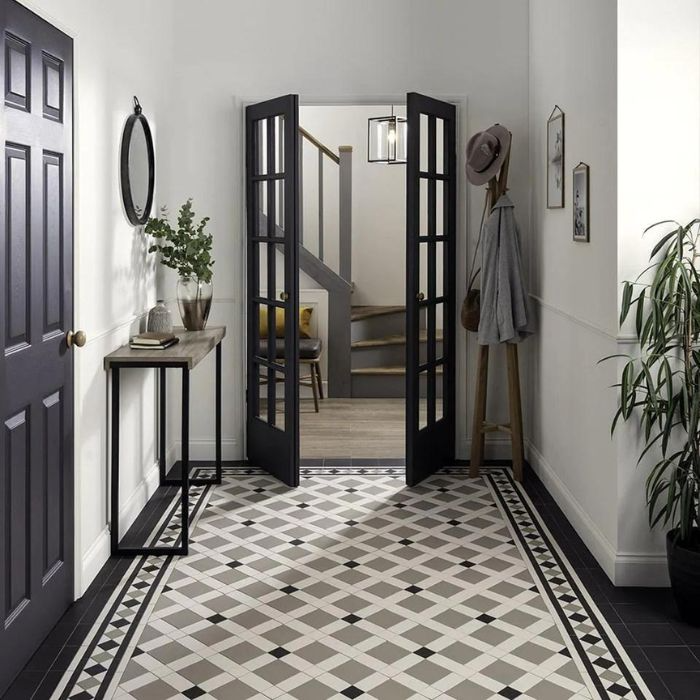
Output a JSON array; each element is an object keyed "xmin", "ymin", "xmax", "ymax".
[{"xmin": 469, "ymin": 142, "xmax": 524, "ymax": 482}]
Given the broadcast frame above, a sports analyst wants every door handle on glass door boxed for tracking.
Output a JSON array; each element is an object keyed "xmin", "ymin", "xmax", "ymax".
[
  {"xmin": 66, "ymin": 330, "xmax": 87, "ymax": 348},
  {"xmin": 417, "ymin": 292, "xmax": 425, "ymax": 301},
  {"xmin": 280, "ymin": 292, "xmax": 289, "ymax": 301}
]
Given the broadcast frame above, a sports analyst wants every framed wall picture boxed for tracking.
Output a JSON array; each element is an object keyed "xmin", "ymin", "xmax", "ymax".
[
  {"xmin": 573, "ymin": 162, "xmax": 590, "ymax": 242},
  {"xmin": 546, "ymin": 105, "xmax": 565, "ymax": 208}
]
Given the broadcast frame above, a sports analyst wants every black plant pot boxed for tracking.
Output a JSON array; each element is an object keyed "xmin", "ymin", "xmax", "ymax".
[{"xmin": 667, "ymin": 529, "xmax": 700, "ymax": 626}]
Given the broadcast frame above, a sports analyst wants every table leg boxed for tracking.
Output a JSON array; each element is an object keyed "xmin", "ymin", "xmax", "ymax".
[
  {"xmin": 181, "ymin": 366, "xmax": 190, "ymax": 554},
  {"xmin": 110, "ymin": 367, "xmax": 120, "ymax": 554},
  {"xmin": 215, "ymin": 342, "xmax": 222, "ymax": 484},
  {"xmin": 161, "ymin": 351, "xmax": 221, "ymax": 489},
  {"xmin": 159, "ymin": 367, "xmax": 167, "ymax": 485},
  {"xmin": 111, "ymin": 362, "xmax": 190, "ymax": 557}
]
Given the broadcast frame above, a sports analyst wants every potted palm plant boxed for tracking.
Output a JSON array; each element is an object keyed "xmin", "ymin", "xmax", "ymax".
[
  {"xmin": 609, "ymin": 218, "xmax": 700, "ymax": 624},
  {"xmin": 146, "ymin": 198, "xmax": 215, "ymax": 331}
]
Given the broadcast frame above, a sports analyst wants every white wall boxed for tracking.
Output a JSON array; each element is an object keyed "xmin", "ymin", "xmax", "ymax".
[
  {"xmin": 530, "ymin": 0, "xmax": 700, "ymax": 586},
  {"xmin": 159, "ymin": 0, "xmax": 530, "ymax": 464},
  {"xmin": 25, "ymin": 0, "xmax": 174, "ymax": 595},
  {"xmin": 528, "ymin": 0, "xmax": 620, "ymax": 574},
  {"xmin": 615, "ymin": 0, "xmax": 700, "ymax": 585},
  {"xmin": 299, "ymin": 104, "xmax": 406, "ymax": 306}
]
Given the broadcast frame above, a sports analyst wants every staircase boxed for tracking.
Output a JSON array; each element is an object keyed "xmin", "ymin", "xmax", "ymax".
[
  {"xmin": 350, "ymin": 306, "xmax": 443, "ymax": 398},
  {"xmin": 296, "ymin": 126, "xmax": 441, "ymax": 400}
]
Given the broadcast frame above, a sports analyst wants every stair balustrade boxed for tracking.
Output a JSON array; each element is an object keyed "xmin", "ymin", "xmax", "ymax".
[{"xmin": 297, "ymin": 127, "xmax": 353, "ymax": 397}]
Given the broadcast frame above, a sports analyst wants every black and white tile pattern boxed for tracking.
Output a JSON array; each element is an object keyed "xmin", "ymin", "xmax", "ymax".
[
  {"xmin": 50, "ymin": 482, "xmax": 211, "ymax": 700},
  {"xmin": 49, "ymin": 467, "xmax": 652, "ymax": 700}
]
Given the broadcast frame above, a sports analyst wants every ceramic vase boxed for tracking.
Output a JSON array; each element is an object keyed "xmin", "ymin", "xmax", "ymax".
[{"xmin": 146, "ymin": 300, "xmax": 173, "ymax": 333}]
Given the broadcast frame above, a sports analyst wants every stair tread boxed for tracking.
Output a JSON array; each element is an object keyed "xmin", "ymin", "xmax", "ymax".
[
  {"xmin": 351, "ymin": 305, "xmax": 405, "ymax": 322},
  {"xmin": 352, "ymin": 330, "xmax": 443, "ymax": 349},
  {"xmin": 351, "ymin": 365, "xmax": 444, "ymax": 376}
]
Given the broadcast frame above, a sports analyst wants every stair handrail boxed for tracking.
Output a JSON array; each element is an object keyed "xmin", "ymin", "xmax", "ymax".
[{"xmin": 299, "ymin": 126, "xmax": 339, "ymax": 164}]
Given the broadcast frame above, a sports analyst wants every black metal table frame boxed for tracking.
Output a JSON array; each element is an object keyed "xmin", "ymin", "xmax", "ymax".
[{"xmin": 109, "ymin": 342, "xmax": 222, "ymax": 557}]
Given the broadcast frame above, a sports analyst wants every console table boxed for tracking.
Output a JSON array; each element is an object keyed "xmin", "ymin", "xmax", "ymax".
[{"xmin": 104, "ymin": 326, "xmax": 226, "ymax": 557}]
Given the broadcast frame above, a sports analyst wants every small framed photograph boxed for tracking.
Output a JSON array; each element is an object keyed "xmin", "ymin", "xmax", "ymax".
[
  {"xmin": 572, "ymin": 162, "xmax": 590, "ymax": 242},
  {"xmin": 547, "ymin": 106, "xmax": 565, "ymax": 208}
]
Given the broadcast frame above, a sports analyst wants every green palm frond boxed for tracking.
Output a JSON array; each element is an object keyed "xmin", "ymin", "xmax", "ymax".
[{"xmin": 607, "ymin": 219, "xmax": 700, "ymax": 542}]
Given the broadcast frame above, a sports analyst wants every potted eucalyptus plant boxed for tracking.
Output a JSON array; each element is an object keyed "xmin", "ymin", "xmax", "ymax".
[
  {"xmin": 146, "ymin": 198, "xmax": 215, "ymax": 331},
  {"xmin": 609, "ymin": 218, "xmax": 700, "ymax": 624}
]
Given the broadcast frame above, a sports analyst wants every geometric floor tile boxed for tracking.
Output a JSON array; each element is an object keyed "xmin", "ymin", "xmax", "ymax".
[{"xmin": 50, "ymin": 466, "xmax": 653, "ymax": 700}]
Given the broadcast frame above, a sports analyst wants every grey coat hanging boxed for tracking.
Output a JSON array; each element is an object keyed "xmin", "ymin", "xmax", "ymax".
[{"xmin": 478, "ymin": 194, "xmax": 533, "ymax": 345}]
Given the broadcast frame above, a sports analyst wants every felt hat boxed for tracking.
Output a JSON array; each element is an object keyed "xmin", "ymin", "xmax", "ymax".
[{"xmin": 465, "ymin": 124, "xmax": 511, "ymax": 185}]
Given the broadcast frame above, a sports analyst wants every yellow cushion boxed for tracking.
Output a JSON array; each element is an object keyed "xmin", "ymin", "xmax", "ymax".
[
  {"xmin": 259, "ymin": 305, "xmax": 313, "ymax": 339},
  {"xmin": 258, "ymin": 306, "xmax": 284, "ymax": 338},
  {"xmin": 299, "ymin": 306, "xmax": 313, "ymax": 338}
]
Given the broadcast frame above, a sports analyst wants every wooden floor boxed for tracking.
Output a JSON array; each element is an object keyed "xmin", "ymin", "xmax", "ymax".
[{"xmin": 300, "ymin": 398, "xmax": 405, "ymax": 458}]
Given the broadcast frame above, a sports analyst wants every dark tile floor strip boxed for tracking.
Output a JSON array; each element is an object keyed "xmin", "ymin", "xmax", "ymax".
[
  {"xmin": 4, "ymin": 460, "xmax": 698, "ymax": 699},
  {"xmin": 521, "ymin": 466, "xmax": 700, "ymax": 700}
]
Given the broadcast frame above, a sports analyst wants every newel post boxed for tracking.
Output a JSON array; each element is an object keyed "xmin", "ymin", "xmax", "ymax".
[{"xmin": 339, "ymin": 146, "xmax": 353, "ymax": 284}]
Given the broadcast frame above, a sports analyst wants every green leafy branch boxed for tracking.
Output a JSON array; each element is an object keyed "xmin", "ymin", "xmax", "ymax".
[{"xmin": 145, "ymin": 198, "xmax": 214, "ymax": 283}]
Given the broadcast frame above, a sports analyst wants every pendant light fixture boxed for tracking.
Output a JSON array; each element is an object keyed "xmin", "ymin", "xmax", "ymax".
[{"xmin": 367, "ymin": 105, "xmax": 407, "ymax": 164}]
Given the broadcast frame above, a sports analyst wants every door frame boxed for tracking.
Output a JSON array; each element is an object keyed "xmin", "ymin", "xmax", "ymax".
[{"xmin": 238, "ymin": 94, "xmax": 468, "ymax": 463}]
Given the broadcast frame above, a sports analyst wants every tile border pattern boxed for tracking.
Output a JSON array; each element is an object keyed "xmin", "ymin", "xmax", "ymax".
[
  {"xmin": 487, "ymin": 470, "xmax": 652, "ymax": 700},
  {"xmin": 50, "ymin": 479, "xmax": 212, "ymax": 700},
  {"xmin": 50, "ymin": 466, "xmax": 652, "ymax": 700}
]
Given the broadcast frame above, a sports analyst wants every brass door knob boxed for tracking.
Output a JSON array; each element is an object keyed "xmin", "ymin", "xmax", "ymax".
[
  {"xmin": 66, "ymin": 330, "xmax": 87, "ymax": 348},
  {"xmin": 417, "ymin": 292, "xmax": 425, "ymax": 301},
  {"xmin": 280, "ymin": 292, "xmax": 289, "ymax": 301}
]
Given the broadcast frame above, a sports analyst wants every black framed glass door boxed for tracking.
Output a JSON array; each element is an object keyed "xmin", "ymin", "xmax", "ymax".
[
  {"xmin": 405, "ymin": 93, "xmax": 457, "ymax": 486},
  {"xmin": 246, "ymin": 95, "xmax": 299, "ymax": 486}
]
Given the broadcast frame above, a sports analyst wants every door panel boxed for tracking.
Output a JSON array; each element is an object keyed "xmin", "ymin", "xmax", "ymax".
[
  {"xmin": 246, "ymin": 95, "xmax": 299, "ymax": 487},
  {"xmin": 0, "ymin": 0, "xmax": 74, "ymax": 693},
  {"xmin": 406, "ymin": 93, "xmax": 456, "ymax": 486}
]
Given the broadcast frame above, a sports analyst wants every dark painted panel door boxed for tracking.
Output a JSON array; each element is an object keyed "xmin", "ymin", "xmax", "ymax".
[
  {"xmin": 406, "ymin": 93, "xmax": 456, "ymax": 486},
  {"xmin": 246, "ymin": 95, "xmax": 299, "ymax": 487},
  {"xmin": 0, "ymin": 0, "xmax": 73, "ymax": 693}
]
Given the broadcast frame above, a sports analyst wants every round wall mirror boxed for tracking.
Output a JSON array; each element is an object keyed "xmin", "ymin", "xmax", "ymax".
[{"xmin": 120, "ymin": 96, "xmax": 155, "ymax": 226}]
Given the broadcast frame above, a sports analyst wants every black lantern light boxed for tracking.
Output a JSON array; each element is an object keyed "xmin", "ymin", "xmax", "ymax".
[{"xmin": 367, "ymin": 106, "xmax": 407, "ymax": 164}]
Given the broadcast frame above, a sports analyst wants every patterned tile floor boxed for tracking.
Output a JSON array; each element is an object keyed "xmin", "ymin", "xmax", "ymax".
[{"xmin": 33, "ymin": 466, "xmax": 651, "ymax": 700}]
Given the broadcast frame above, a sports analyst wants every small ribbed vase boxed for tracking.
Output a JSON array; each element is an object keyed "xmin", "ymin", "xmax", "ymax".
[
  {"xmin": 146, "ymin": 300, "xmax": 173, "ymax": 333},
  {"xmin": 177, "ymin": 277, "xmax": 213, "ymax": 331}
]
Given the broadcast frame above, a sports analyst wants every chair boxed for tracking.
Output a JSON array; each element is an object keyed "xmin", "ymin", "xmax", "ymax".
[{"xmin": 259, "ymin": 338, "xmax": 324, "ymax": 412}]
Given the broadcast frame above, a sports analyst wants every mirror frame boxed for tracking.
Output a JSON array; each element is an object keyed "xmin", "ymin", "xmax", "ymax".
[{"xmin": 120, "ymin": 96, "xmax": 155, "ymax": 226}]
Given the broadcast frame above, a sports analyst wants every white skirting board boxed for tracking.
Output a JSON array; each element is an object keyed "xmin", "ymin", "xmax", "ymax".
[
  {"xmin": 526, "ymin": 440, "xmax": 670, "ymax": 587},
  {"xmin": 78, "ymin": 462, "xmax": 160, "ymax": 597},
  {"xmin": 79, "ymin": 526, "xmax": 111, "ymax": 598}
]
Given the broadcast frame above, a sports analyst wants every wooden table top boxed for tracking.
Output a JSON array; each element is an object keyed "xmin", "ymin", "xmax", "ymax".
[{"xmin": 104, "ymin": 327, "xmax": 226, "ymax": 370}]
